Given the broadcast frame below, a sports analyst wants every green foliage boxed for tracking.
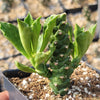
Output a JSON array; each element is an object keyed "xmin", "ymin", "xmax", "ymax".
[
  {"xmin": 0, "ymin": 12, "xmax": 58, "ymax": 77},
  {"xmin": 0, "ymin": 13, "xmax": 96, "ymax": 96}
]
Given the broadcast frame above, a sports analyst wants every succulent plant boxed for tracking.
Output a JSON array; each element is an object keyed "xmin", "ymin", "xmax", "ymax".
[{"xmin": 0, "ymin": 13, "xmax": 96, "ymax": 96}]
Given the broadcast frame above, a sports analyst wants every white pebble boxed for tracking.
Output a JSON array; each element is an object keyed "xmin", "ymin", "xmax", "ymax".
[
  {"xmin": 85, "ymin": 77, "xmax": 89, "ymax": 80},
  {"xmin": 28, "ymin": 78, "xmax": 31, "ymax": 82},
  {"xmin": 92, "ymin": 94, "xmax": 96, "ymax": 97},
  {"xmin": 37, "ymin": 79, "xmax": 41, "ymax": 82},
  {"xmin": 78, "ymin": 65, "xmax": 81, "ymax": 68},
  {"xmin": 24, "ymin": 85, "xmax": 27, "ymax": 89},
  {"xmin": 84, "ymin": 88, "xmax": 88, "ymax": 93},
  {"xmin": 71, "ymin": 98, "xmax": 74, "ymax": 100},
  {"xmin": 66, "ymin": 98, "xmax": 69, "ymax": 100},
  {"xmin": 32, "ymin": 73, "xmax": 36, "ymax": 76},
  {"xmin": 44, "ymin": 86, "xmax": 47, "ymax": 90},
  {"xmin": 45, "ymin": 93, "xmax": 49, "ymax": 97},
  {"xmin": 43, "ymin": 77, "xmax": 45, "ymax": 79},
  {"xmin": 87, "ymin": 83, "xmax": 91, "ymax": 87},
  {"xmin": 83, "ymin": 72, "xmax": 87, "ymax": 75},
  {"xmin": 73, "ymin": 92, "xmax": 79, "ymax": 98},
  {"xmin": 22, "ymin": 80, "xmax": 27, "ymax": 86},
  {"xmin": 72, "ymin": 86, "xmax": 75, "ymax": 89},
  {"xmin": 95, "ymin": 74, "xmax": 99, "ymax": 78},
  {"xmin": 96, "ymin": 85, "xmax": 100, "ymax": 88},
  {"xmin": 88, "ymin": 92, "xmax": 91, "ymax": 95},
  {"xmin": 68, "ymin": 90, "xmax": 71, "ymax": 94},
  {"xmin": 80, "ymin": 85, "xmax": 82, "ymax": 88},
  {"xmin": 82, "ymin": 68, "xmax": 87, "ymax": 71},
  {"xmin": 73, "ymin": 78, "xmax": 76, "ymax": 80},
  {"xmin": 39, "ymin": 76, "xmax": 43, "ymax": 78},
  {"xmin": 36, "ymin": 73, "xmax": 39, "ymax": 75},
  {"xmin": 80, "ymin": 78, "xmax": 84, "ymax": 81},
  {"xmin": 68, "ymin": 95, "xmax": 72, "ymax": 99},
  {"xmin": 29, "ymin": 94, "xmax": 34, "ymax": 99}
]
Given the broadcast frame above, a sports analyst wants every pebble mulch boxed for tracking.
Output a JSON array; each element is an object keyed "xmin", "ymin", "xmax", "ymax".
[
  {"xmin": 0, "ymin": 0, "xmax": 27, "ymax": 22},
  {"xmin": 24, "ymin": 0, "xmax": 63, "ymax": 18},
  {"xmin": 9, "ymin": 62, "xmax": 100, "ymax": 100}
]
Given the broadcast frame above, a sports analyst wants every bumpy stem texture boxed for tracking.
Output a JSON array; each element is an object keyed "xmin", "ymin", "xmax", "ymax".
[{"xmin": 48, "ymin": 14, "xmax": 79, "ymax": 95}]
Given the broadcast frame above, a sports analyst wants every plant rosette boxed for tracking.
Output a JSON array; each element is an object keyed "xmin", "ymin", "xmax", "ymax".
[{"xmin": 0, "ymin": 13, "xmax": 99, "ymax": 99}]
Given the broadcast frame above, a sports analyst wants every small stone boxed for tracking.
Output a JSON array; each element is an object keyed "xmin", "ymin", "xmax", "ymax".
[
  {"xmin": 68, "ymin": 90, "xmax": 71, "ymax": 94},
  {"xmin": 28, "ymin": 78, "xmax": 31, "ymax": 82},
  {"xmin": 68, "ymin": 95, "xmax": 72, "ymax": 99},
  {"xmin": 92, "ymin": 94, "xmax": 96, "ymax": 97},
  {"xmin": 32, "ymin": 73, "xmax": 35, "ymax": 76},
  {"xmin": 87, "ymin": 83, "xmax": 91, "ymax": 87},
  {"xmin": 66, "ymin": 98, "xmax": 69, "ymax": 100},
  {"xmin": 29, "ymin": 94, "xmax": 34, "ymax": 99},
  {"xmin": 80, "ymin": 85, "xmax": 82, "ymax": 88},
  {"xmin": 96, "ymin": 84, "xmax": 100, "ymax": 88},
  {"xmin": 72, "ymin": 86, "xmax": 75, "ymax": 89},
  {"xmin": 83, "ymin": 72, "xmax": 87, "ymax": 75},
  {"xmin": 73, "ymin": 92, "xmax": 79, "ymax": 98},
  {"xmin": 39, "ymin": 76, "xmax": 43, "ymax": 78},
  {"xmin": 95, "ymin": 74, "xmax": 99, "ymax": 78},
  {"xmin": 22, "ymin": 80, "xmax": 27, "ymax": 86},
  {"xmin": 45, "ymin": 93, "xmax": 50, "ymax": 97},
  {"xmin": 84, "ymin": 88, "xmax": 88, "ymax": 93},
  {"xmin": 80, "ymin": 78, "xmax": 84, "ymax": 81},
  {"xmin": 44, "ymin": 86, "xmax": 47, "ymax": 90},
  {"xmin": 82, "ymin": 68, "xmax": 87, "ymax": 71},
  {"xmin": 88, "ymin": 92, "xmax": 91, "ymax": 95},
  {"xmin": 85, "ymin": 77, "xmax": 89, "ymax": 80}
]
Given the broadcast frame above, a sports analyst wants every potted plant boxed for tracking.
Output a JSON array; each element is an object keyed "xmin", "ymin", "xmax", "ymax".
[{"xmin": 0, "ymin": 13, "xmax": 99, "ymax": 99}]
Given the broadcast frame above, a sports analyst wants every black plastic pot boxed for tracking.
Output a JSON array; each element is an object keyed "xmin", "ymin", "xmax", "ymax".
[
  {"xmin": 0, "ymin": 69, "xmax": 31, "ymax": 100},
  {"xmin": 0, "ymin": 63, "xmax": 100, "ymax": 100}
]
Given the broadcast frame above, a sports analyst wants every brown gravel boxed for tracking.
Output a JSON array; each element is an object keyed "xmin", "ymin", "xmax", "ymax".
[
  {"xmin": 25, "ymin": 0, "xmax": 63, "ymax": 18},
  {"xmin": 0, "ymin": 0, "xmax": 26, "ymax": 21},
  {"xmin": 61, "ymin": 0, "xmax": 97, "ymax": 9},
  {"xmin": 9, "ymin": 62, "xmax": 100, "ymax": 100},
  {"xmin": 68, "ymin": 11, "xmax": 97, "ymax": 28},
  {"xmin": 85, "ymin": 39, "xmax": 100, "ymax": 70}
]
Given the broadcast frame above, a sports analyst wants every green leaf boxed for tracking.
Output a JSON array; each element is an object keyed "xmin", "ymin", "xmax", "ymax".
[
  {"xmin": 0, "ymin": 22, "xmax": 29, "ymax": 59},
  {"xmin": 73, "ymin": 24, "xmax": 96, "ymax": 59},
  {"xmin": 15, "ymin": 61, "xmax": 35, "ymax": 73},
  {"xmin": 17, "ymin": 19, "xmax": 33, "ymax": 57},
  {"xmin": 40, "ymin": 15, "xmax": 58, "ymax": 51},
  {"xmin": 37, "ymin": 34, "xmax": 43, "ymax": 52},
  {"xmin": 24, "ymin": 12, "xmax": 34, "ymax": 26},
  {"xmin": 31, "ymin": 17, "xmax": 41, "ymax": 53},
  {"xmin": 33, "ymin": 51, "xmax": 51, "ymax": 67},
  {"xmin": 68, "ymin": 24, "xmax": 73, "ymax": 42}
]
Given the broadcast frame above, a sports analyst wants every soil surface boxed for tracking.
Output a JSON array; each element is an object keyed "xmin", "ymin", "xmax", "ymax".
[
  {"xmin": 0, "ymin": 0, "xmax": 26, "ymax": 21},
  {"xmin": 61, "ymin": 0, "xmax": 97, "ymax": 9},
  {"xmin": 85, "ymin": 39, "xmax": 100, "ymax": 70},
  {"xmin": 24, "ymin": 0, "xmax": 63, "ymax": 18},
  {"xmin": 9, "ymin": 62, "xmax": 100, "ymax": 100}
]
